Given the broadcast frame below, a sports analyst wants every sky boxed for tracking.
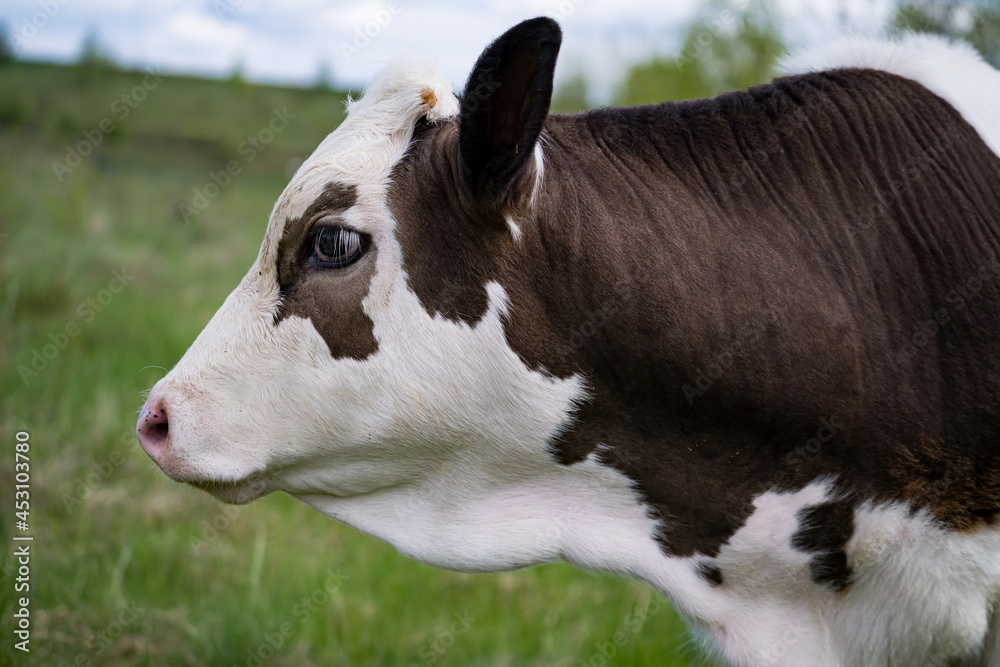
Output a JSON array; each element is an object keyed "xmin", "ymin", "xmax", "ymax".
[{"xmin": 2, "ymin": 0, "xmax": 895, "ymax": 102}]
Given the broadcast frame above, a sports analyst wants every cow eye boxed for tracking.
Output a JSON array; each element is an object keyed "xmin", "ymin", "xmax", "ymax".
[{"xmin": 313, "ymin": 227, "xmax": 365, "ymax": 268}]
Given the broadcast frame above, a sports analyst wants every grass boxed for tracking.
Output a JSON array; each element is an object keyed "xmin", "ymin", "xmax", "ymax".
[{"xmin": 0, "ymin": 61, "xmax": 716, "ymax": 667}]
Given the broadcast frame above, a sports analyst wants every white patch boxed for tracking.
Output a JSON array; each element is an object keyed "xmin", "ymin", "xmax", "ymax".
[
  {"xmin": 833, "ymin": 504, "xmax": 1000, "ymax": 666},
  {"xmin": 781, "ymin": 33, "xmax": 1000, "ymax": 158},
  {"xmin": 677, "ymin": 482, "xmax": 839, "ymax": 667},
  {"xmin": 671, "ymin": 487, "xmax": 1000, "ymax": 667}
]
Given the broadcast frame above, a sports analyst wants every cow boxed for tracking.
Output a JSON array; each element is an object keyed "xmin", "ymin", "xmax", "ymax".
[{"xmin": 137, "ymin": 17, "xmax": 1000, "ymax": 666}]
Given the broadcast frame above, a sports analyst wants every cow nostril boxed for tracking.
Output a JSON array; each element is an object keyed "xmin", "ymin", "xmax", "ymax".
[
  {"xmin": 137, "ymin": 400, "xmax": 170, "ymax": 462},
  {"xmin": 151, "ymin": 422, "xmax": 169, "ymax": 442}
]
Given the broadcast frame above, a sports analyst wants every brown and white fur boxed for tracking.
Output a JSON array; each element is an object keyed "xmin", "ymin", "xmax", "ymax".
[{"xmin": 139, "ymin": 19, "xmax": 1000, "ymax": 667}]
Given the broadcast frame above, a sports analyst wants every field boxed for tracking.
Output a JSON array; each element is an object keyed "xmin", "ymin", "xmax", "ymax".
[{"xmin": 0, "ymin": 61, "xmax": 717, "ymax": 666}]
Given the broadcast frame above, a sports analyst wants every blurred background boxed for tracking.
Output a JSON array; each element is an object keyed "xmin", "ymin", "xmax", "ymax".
[{"xmin": 0, "ymin": 1, "xmax": 998, "ymax": 665}]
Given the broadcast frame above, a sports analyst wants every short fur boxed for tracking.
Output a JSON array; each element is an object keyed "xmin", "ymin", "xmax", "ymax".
[{"xmin": 139, "ymin": 22, "xmax": 1000, "ymax": 667}]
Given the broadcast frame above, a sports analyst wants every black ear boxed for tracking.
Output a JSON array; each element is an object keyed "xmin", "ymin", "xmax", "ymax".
[{"xmin": 460, "ymin": 17, "xmax": 561, "ymax": 202}]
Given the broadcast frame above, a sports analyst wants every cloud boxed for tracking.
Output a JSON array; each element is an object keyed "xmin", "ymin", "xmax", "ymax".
[
  {"xmin": 0, "ymin": 0, "xmax": 894, "ymax": 98},
  {"xmin": 164, "ymin": 11, "xmax": 248, "ymax": 49}
]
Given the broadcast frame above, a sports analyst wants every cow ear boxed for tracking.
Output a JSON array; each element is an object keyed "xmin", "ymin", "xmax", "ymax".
[{"xmin": 460, "ymin": 17, "xmax": 561, "ymax": 204}]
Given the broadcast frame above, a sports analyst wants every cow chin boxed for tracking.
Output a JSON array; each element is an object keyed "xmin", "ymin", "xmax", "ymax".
[
  {"xmin": 145, "ymin": 437, "xmax": 274, "ymax": 505},
  {"xmin": 188, "ymin": 476, "xmax": 273, "ymax": 505}
]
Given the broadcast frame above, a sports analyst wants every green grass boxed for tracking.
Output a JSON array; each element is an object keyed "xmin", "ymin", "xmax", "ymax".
[{"xmin": 0, "ymin": 61, "xmax": 715, "ymax": 667}]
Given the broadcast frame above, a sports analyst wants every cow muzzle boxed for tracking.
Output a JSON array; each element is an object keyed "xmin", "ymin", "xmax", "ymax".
[{"xmin": 136, "ymin": 394, "xmax": 272, "ymax": 504}]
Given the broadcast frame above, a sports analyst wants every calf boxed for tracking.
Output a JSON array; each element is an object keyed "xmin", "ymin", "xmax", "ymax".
[{"xmin": 138, "ymin": 17, "xmax": 1000, "ymax": 666}]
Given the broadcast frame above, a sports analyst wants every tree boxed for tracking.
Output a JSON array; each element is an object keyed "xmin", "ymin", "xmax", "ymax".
[
  {"xmin": 78, "ymin": 29, "xmax": 116, "ymax": 69},
  {"xmin": 227, "ymin": 59, "xmax": 250, "ymax": 88},
  {"xmin": 0, "ymin": 22, "xmax": 15, "ymax": 64},
  {"xmin": 892, "ymin": 0, "xmax": 1000, "ymax": 66},
  {"xmin": 314, "ymin": 60, "xmax": 336, "ymax": 91},
  {"xmin": 615, "ymin": 0, "xmax": 784, "ymax": 106}
]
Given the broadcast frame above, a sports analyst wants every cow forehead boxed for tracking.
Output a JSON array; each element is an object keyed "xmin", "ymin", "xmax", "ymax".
[{"xmin": 259, "ymin": 58, "xmax": 460, "ymax": 269}]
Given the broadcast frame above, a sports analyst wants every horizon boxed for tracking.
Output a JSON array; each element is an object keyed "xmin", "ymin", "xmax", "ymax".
[{"xmin": 2, "ymin": 0, "xmax": 896, "ymax": 104}]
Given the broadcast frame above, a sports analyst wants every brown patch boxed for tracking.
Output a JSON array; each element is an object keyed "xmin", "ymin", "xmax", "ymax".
[
  {"xmin": 420, "ymin": 88, "xmax": 437, "ymax": 109},
  {"xmin": 389, "ymin": 122, "xmax": 508, "ymax": 324},
  {"xmin": 274, "ymin": 183, "xmax": 379, "ymax": 360},
  {"xmin": 890, "ymin": 436, "xmax": 1000, "ymax": 531},
  {"xmin": 388, "ymin": 68, "xmax": 1000, "ymax": 564}
]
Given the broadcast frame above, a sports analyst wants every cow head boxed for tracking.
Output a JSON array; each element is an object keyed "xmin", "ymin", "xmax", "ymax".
[{"xmin": 137, "ymin": 18, "xmax": 645, "ymax": 571}]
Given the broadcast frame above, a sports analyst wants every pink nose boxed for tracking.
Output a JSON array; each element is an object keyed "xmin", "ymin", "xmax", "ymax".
[{"xmin": 137, "ymin": 400, "xmax": 170, "ymax": 461}]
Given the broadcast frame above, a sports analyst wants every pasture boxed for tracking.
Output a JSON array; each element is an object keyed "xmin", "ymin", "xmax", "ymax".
[{"xmin": 0, "ymin": 62, "xmax": 714, "ymax": 666}]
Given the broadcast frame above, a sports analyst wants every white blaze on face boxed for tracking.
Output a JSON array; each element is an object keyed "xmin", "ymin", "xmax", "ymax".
[{"xmin": 141, "ymin": 57, "xmax": 636, "ymax": 571}]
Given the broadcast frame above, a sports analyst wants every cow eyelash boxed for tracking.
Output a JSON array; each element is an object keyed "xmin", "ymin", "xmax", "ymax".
[{"xmin": 311, "ymin": 226, "xmax": 367, "ymax": 268}]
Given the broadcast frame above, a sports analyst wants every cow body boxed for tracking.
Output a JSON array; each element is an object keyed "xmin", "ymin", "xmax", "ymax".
[{"xmin": 138, "ymin": 19, "xmax": 1000, "ymax": 666}]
